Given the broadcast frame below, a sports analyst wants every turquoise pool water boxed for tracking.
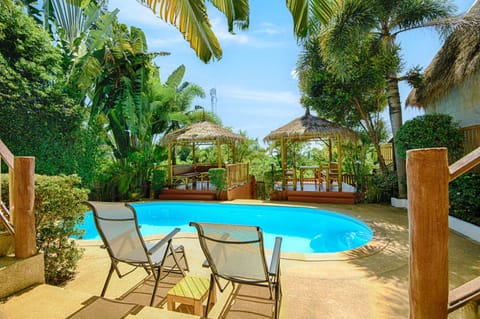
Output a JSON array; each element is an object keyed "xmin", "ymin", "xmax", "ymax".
[{"xmin": 78, "ymin": 202, "xmax": 373, "ymax": 253}]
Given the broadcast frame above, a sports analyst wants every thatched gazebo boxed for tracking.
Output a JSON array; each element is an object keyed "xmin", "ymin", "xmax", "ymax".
[
  {"xmin": 264, "ymin": 110, "xmax": 358, "ymax": 191},
  {"xmin": 161, "ymin": 120, "xmax": 244, "ymax": 185},
  {"xmin": 406, "ymin": 1, "xmax": 480, "ymax": 109}
]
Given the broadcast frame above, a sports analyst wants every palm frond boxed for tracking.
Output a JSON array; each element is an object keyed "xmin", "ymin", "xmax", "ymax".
[
  {"xmin": 165, "ymin": 64, "xmax": 186, "ymax": 88},
  {"xmin": 287, "ymin": 0, "xmax": 335, "ymax": 38},
  {"xmin": 137, "ymin": 0, "xmax": 221, "ymax": 62},
  {"xmin": 208, "ymin": 0, "xmax": 249, "ymax": 31}
]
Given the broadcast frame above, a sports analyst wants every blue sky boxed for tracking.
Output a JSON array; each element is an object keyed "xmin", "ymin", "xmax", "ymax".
[{"xmin": 109, "ymin": 0, "xmax": 475, "ymax": 143}]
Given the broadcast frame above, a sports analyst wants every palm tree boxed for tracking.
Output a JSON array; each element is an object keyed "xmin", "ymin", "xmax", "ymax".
[{"xmin": 288, "ymin": 0, "xmax": 456, "ymax": 198}]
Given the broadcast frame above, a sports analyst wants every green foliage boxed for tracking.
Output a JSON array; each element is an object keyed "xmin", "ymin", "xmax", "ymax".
[
  {"xmin": 449, "ymin": 173, "xmax": 480, "ymax": 226},
  {"xmin": 263, "ymin": 169, "xmax": 284, "ymax": 194},
  {"xmin": 0, "ymin": 2, "xmax": 100, "ymax": 178},
  {"xmin": 365, "ymin": 171, "xmax": 398, "ymax": 203},
  {"xmin": 395, "ymin": 114, "xmax": 463, "ymax": 163},
  {"xmin": 296, "ymin": 36, "xmax": 390, "ymax": 172},
  {"xmin": 152, "ymin": 169, "xmax": 167, "ymax": 196},
  {"xmin": 34, "ymin": 174, "xmax": 89, "ymax": 284},
  {"xmin": 208, "ymin": 168, "xmax": 226, "ymax": 197},
  {"xmin": 1, "ymin": 174, "xmax": 89, "ymax": 285}
]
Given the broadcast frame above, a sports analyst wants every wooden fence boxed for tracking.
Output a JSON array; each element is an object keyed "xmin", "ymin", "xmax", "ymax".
[{"xmin": 226, "ymin": 163, "xmax": 249, "ymax": 189}]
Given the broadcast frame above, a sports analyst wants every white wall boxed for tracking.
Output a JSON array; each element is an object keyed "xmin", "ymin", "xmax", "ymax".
[{"xmin": 426, "ymin": 72, "xmax": 480, "ymax": 127}]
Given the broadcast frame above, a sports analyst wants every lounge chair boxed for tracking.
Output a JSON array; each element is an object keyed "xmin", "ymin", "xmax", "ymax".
[
  {"xmin": 84, "ymin": 201, "xmax": 189, "ymax": 306},
  {"xmin": 189, "ymin": 222, "xmax": 282, "ymax": 318}
]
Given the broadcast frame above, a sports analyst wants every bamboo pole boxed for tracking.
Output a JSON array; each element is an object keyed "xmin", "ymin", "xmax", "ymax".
[
  {"xmin": 407, "ymin": 148, "xmax": 449, "ymax": 319},
  {"xmin": 13, "ymin": 157, "xmax": 36, "ymax": 258}
]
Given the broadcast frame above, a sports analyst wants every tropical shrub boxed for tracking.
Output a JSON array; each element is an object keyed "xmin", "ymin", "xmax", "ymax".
[
  {"xmin": 209, "ymin": 168, "xmax": 226, "ymax": 198},
  {"xmin": 151, "ymin": 169, "xmax": 167, "ymax": 197},
  {"xmin": 395, "ymin": 114, "xmax": 463, "ymax": 163},
  {"xmin": 1, "ymin": 174, "xmax": 89, "ymax": 285},
  {"xmin": 449, "ymin": 173, "xmax": 480, "ymax": 226},
  {"xmin": 365, "ymin": 171, "xmax": 398, "ymax": 203}
]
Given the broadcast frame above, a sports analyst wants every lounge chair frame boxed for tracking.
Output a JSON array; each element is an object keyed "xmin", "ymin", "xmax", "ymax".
[
  {"xmin": 84, "ymin": 201, "xmax": 189, "ymax": 306},
  {"xmin": 190, "ymin": 222, "xmax": 282, "ymax": 318}
]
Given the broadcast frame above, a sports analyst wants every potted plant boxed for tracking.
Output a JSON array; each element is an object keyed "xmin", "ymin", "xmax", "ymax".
[{"xmin": 208, "ymin": 168, "xmax": 227, "ymax": 200}]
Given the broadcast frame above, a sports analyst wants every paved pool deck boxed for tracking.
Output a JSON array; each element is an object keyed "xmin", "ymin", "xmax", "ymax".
[{"xmin": 1, "ymin": 200, "xmax": 479, "ymax": 318}]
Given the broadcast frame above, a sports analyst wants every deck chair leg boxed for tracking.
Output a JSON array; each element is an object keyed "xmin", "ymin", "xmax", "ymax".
[
  {"xmin": 274, "ymin": 283, "xmax": 280, "ymax": 319},
  {"xmin": 101, "ymin": 262, "xmax": 115, "ymax": 297},
  {"xmin": 169, "ymin": 245, "xmax": 187, "ymax": 276},
  {"xmin": 204, "ymin": 273, "xmax": 215, "ymax": 317},
  {"xmin": 150, "ymin": 267, "xmax": 161, "ymax": 306}
]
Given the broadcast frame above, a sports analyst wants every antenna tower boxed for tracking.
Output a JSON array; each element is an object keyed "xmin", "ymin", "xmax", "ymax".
[{"xmin": 210, "ymin": 88, "xmax": 217, "ymax": 114}]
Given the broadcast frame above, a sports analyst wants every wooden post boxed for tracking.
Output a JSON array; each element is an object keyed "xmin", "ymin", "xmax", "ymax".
[
  {"xmin": 407, "ymin": 148, "xmax": 449, "ymax": 319},
  {"xmin": 217, "ymin": 140, "xmax": 222, "ymax": 168},
  {"xmin": 167, "ymin": 144, "xmax": 172, "ymax": 186},
  {"xmin": 13, "ymin": 157, "xmax": 36, "ymax": 258},
  {"xmin": 232, "ymin": 142, "xmax": 237, "ymax": 163},
  {"xmin": 337, "ymin": 137, "xmax": 343, "ymax": 192},
  {"xmin": 192, "ymin": 142, "xmax": 196, "ymax": 164},
  {"xmin": 281, "ymin": 138, "xmax": 287, "ymax": 190}
]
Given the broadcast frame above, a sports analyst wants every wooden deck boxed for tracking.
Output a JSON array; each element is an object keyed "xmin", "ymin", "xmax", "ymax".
[
  {"xmin": 158, "ymin": 188, "xmax": 216, "ymax": 201},
  {"xmin": 159, "ymin": 180, "xmax": 362, "ymax": 204}
]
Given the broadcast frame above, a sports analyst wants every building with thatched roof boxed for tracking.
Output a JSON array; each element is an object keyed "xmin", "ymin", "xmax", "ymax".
[{"xmin": 406, "ymin": 0, "xmax": 480, "ymax": 129}]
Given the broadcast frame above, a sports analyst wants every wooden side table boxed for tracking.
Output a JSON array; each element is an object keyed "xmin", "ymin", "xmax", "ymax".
[{"xmin": 167, "ymin": 276, "xmax": 216, "ymax": 316}]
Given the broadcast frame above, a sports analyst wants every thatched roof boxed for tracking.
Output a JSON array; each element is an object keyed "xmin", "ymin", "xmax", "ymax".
[
  {"xmin": 264, "ymin": 111, "xmax": 358, "ymax": 142},
  {"xmin": 406, "ymin": 1, "xmax": 480, "ymax": 107},
  {"xmin": 161, "ymin": 121, "xmax": 244, "ymax": 146}
]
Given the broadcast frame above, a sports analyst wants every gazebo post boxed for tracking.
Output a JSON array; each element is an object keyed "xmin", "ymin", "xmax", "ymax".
[
  {"xmin": 337, "ymin": 136, "xmax": 343, "ymax": 192},
  {"xmin": 327, "ymin": 138, "xmax": 332, "ymax": 190},
  {"xmin": 281, "ymin": 137, "xmax": 287, "ymax": 190},
  {"xmin": 217, "ymin": 140, "xmax": 222, "ymax": 167},
  {"xmin": 192, "ymin": 142, "xmax": 196, "ymax": 164},
  {"xmin": 167, "ymin": 144, "xmax": 173, "ymax": 186},
  {"xmin": 232, "ymin": 142, "xmax": 237, "ymax": 163}
]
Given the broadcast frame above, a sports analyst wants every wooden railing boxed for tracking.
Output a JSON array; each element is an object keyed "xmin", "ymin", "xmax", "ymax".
[
  {"xmin": 460, "ymin": 125, "xmax": 480, "ymax": 154},
  {"xmin": 0, "ymin": 139, "xmax": 36, "ymax": 258},
  {"xmin": 0, "ymin": 139, "xmax": 14, "ymax": 236},
  {"xmin": 226, "ymin": 163, "xmax": 249, "ymax": 189},
  {"xmin": 380, "ymin": 143, "xmax": 394, "ymax": 165},
  {"xmin": 407, "ymin": 146, "xmax": 480, "ymax": 318}
]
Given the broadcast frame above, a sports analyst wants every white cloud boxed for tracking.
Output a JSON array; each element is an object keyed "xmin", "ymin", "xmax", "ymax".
[
  {"xmin": 210, "ymin": 18, "xmax": 250, "ymax": 44},
  {"xmin": 255, "ymin": 22, "xmax": 283, "ymax": 35},
  {"xmin": 219, "ymin": 87, "xmax": 300, "ymax": 105}
]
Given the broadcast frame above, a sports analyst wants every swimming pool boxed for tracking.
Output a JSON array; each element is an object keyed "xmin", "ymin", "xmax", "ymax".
[{"xmin": 78, "ymin": 202, "xmax": 373, "ymax": 253}]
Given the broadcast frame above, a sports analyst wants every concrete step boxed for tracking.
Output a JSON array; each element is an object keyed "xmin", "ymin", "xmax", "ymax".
[
  {"xmin": 0, "ymin": 284, "xmax": 198, "ymax": 319},
  {"xmin": 0, "ymin": 254, "xmax": 44, "ymax": 299}
]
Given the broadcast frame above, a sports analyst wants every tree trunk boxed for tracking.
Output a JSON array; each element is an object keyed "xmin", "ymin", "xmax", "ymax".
[{"xmin": 386, "ymin": 77, "xmax": 407, "ymax": 198}]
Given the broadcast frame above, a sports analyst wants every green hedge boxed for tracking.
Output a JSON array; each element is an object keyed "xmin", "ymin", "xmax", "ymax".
[
  {"xmin": 395, "ymin": 114, "xmax": 463, "ymax": 163},
  {"xmin": 1, "ymin": 174, "xmax": 89, "ymax": 285},
  {"xmin": 449, "ymin": 173, "xmax": 480, "ymax": 226}
]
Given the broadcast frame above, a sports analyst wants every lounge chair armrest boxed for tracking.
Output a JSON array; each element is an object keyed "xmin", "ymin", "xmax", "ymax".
[
  {"xmin": 147, "ymin": 227, "xmax": 181, "ymax": 255},
  {"xmin": 269, "ymin": 236, "xmax": 282, "ymax": 276}
]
